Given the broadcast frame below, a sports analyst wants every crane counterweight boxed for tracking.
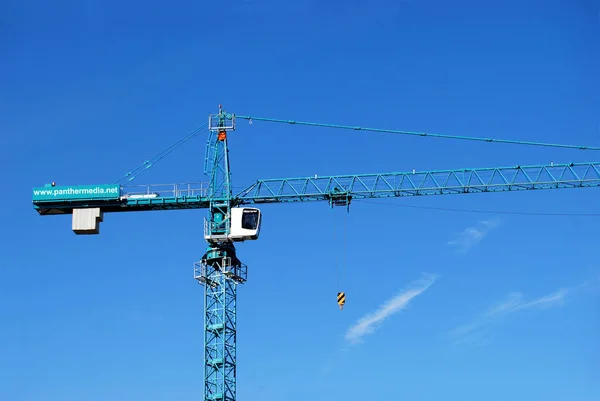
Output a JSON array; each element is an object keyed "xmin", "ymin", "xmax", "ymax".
[{"xmin": 72, "ymin": 208, "xmax": 103, "ymax": 235}]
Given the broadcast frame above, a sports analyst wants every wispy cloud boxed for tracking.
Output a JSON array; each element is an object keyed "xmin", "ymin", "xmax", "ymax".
[
  {"xmin": 345, "ymin": 273, "xmax": 438, "ymax": 344},
  {"xmin": 450, "ymin": 287, "xmax": 569, "ymax": 345},
  {"xmin": 448, "ymin": 219, "xmax": 500, "ymax": 253},
  {"xmin": 485, "ymin": 289, "xmax": 568, "ymax": 317}
]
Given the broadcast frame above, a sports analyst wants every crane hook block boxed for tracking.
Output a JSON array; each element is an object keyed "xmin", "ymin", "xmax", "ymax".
[{"xmin": 337, "ymin": 292, "xmax": 346, "ymax": 310}]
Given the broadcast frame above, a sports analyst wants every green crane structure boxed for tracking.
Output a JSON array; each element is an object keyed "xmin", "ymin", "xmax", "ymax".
[{"xmin": 32, "ymin": 106, "xmax": 600, "ymax": 401}]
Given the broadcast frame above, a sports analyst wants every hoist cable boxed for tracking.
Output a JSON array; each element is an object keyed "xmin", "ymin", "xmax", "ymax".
[
  {"xmin": 343, "ymin": 211, "xmax": 347, "ymax": 287},
  {"xmin": 115, "ymin": 122, "xmax": 208, "ymax": 184},
  {"xmin": 235, "ymin": 115, "xmax": 600, "ymax": 151},
  {"xmin": 332, "ymin": 206, "xmax": 339, "ymax": 292}
]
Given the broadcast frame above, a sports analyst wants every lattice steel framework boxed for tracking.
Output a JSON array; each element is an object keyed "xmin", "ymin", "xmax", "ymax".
[
  {"xmin": 195, "ymin": 257, "xmax": 247, "ymax": 401},
  {"xmin": 235, "ymin": 162, "xmax": 600, "ymax": 204},
  {"xmin": 197, "ymin": 107, "xmax": 247, "ymax": 401}
]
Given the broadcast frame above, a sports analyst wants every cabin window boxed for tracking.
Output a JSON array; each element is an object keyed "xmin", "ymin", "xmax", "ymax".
[{"xmin": 241, "ymin": 209, "xmax": 259, "ymax": 230}]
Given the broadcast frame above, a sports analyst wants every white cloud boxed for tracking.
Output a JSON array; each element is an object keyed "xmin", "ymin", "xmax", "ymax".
[
  {"xmin": 451, "ymin": 322, "xmax": 479, "ymax": 338},
  {"xmin": 484, "ymin": 289, "xmax": 568, "ymax": 318},
  {"xmin": 448, "ymin": 219, "xmax": 501, "ymax": 253},
  {"xmin": 484, "ymin": 292, "xmax": 523, "ymax": 316},
  {"xmin": 451, "ymin": 287, "xmax": 569, "ymax": 345},
  {"xmin": 450, "ymin": 323, "xmax": 491, "ymax": 347},
  {"xmin": 344, "ymin": 273, "xmax": 437, "ymax": 344}
]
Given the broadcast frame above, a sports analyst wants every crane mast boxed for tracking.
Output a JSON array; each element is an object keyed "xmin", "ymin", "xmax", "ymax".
[
  {"xmin": 195, "ymin": 106, "xmax": 245, "ymax": 401},
  {"xmin": 30, "ymin": 106, "xmax": 600, "ymax": 401}
]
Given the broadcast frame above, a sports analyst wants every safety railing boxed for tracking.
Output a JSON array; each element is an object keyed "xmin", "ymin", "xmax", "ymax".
[{"xmin": 120, "ymin": 183, "xmax": 208, "ymax": 199}]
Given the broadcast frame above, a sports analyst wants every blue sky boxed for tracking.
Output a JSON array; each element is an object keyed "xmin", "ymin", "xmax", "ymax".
[{"xmin": 2, "ymin": 0, "xmax": 599, "ymax": 400}]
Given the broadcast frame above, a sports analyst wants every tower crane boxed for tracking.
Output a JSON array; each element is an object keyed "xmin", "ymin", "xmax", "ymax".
[{"xmin": 32, "ymin": 106, "xmax": 600, "ymax": 401}]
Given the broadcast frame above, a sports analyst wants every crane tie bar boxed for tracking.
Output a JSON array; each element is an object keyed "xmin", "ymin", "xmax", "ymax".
[{"xmin": 235, "ymin": 115, "xmax": 600, "ymax": 151}]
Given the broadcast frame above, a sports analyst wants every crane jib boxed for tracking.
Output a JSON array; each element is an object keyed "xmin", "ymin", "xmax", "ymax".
[{"xmin": 32, "ymin": 162, "xmax": 600, "ymax": 215}]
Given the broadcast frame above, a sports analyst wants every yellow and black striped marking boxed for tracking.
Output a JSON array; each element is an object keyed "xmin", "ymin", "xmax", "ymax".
[{"xmin": 337, "ymin": 292, "xmax": 346, "ymax": 310}]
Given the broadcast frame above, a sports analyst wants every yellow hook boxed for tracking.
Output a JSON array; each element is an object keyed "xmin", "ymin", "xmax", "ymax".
[{"xmin": 337, "ymin": 292, "xmax": 346, "ymax": 310}]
